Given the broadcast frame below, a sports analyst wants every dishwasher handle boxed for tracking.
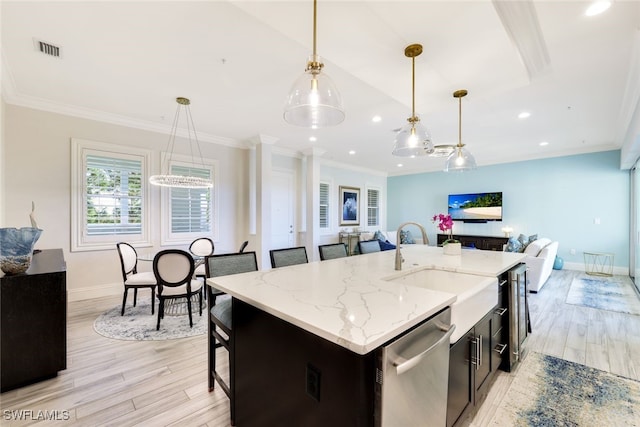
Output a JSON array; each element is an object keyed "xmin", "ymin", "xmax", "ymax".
[{"xmin": 393, "ymin": 324, "xmax": 456, "ymax": 375}]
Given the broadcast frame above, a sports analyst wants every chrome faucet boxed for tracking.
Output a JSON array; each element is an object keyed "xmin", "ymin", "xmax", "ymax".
[{"xmin": 395, "ymin": 222, "xmax": 429, "ymax": 270}]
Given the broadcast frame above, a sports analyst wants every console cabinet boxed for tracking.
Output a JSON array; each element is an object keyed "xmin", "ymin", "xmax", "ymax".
[
  {"xmin": 437, "ymin": 234, "xmax": 508, "ymax": 251},
  {"xmin": 1, "ymin": 249, "xmax": 67, "ymax": 392}
]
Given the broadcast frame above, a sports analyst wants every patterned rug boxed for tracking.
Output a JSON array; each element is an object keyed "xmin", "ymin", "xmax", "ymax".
[
  {"xmin": 490, "ymin": 352, "xmax": 640, "ymax": 426},
  {"xmin": 93, "ymin": 296, "xmax": 206, "ymax": 341},
  {"xmin": 566, "ymin": 274, "xmax": 640, "ymax": 315}
]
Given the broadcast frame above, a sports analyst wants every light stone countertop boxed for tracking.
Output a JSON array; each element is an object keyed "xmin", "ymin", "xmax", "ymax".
[{"xmin": 207, "ymin": 245, "xmax": 526, "ymax": 355}]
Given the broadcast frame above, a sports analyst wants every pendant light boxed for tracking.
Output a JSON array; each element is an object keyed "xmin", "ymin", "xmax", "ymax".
[
  {"xmin": 284, "ymin": 0, "xmax": 345, "ymax": 128},
  {"xmin": 444, "ymin": 89, "xmax": 477, "ymax": 172},
  {"xmin": 392, "ymin": 43, "xmax": 434, "ymax": 157},
  {"xmin": 149, "ymin": 97, "xmax": 213, "ymax": 188}
]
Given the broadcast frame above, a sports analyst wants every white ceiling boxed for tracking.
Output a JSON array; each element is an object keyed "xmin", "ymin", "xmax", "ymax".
[{"xmin": 2, "ymin": 1, "xmax": 639, "ymax": 175}]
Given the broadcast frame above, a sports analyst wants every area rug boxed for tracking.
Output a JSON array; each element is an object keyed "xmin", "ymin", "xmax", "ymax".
[
  {"xmin": 490, "ymin": 352, "xmax": 640, "ymax": 426},
  {"xmin": 566, "ymin": 274, "xmax": 640, "ymax": 316},
  {"xmin": 93, "ymin": 297, "xmax": 206, "ymax": 341}
]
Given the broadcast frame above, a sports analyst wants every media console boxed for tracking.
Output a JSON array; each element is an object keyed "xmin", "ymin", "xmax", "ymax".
[{"xmin": 437, "ymin": 234, "xmax": 508, "ymax": 251}]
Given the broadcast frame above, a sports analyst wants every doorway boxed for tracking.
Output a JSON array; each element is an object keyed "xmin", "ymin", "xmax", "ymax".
[{"xmin": 271, "ymin": 170, "xmax": 295, "ymax": 250}]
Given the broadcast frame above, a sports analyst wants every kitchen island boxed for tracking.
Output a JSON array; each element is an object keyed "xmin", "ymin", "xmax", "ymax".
[{"xmin": 207, "ymin": 245, "xmax": 525, "ymax": 426}]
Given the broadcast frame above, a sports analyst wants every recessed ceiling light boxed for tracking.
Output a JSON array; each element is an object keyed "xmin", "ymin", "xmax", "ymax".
[
  {"xmin": 585, "ymin": 1, "xmax": 611, "ymax": 16},
  {"xmin": 539, "ymin": 141, "xmax": 549, "ymax": 146},
  {"xmin": 348, "ymin": 150, "xmax": 356, "ymax": 155},
  {"xmin": 372, "ymin": 115, "xmax": 382, "ymax": 123},
  {"xmin": 309, "ymin": 136, "xmax": 317, "ymax": 142},
  {"xmin": 397, "ymin": 163, "xmax": 403, "ymax": 167},
  {"xmin": 518, "ymin": 112, "xmax": 531, "ymax": 119}
]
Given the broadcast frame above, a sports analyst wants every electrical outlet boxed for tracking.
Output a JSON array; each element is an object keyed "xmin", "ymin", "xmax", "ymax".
[
  {"xmin": 570, "ymin": 248, "xmax": 576, "ymax": 255},
  {"xmin": 306, "ymin": 364, "xmax": 321, "ymax": 402}
]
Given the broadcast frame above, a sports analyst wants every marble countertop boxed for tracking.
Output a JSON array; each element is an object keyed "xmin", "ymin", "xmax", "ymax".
[{"xmin": 207, "ymin": 245, "xmax": 525, "ymax": 355}]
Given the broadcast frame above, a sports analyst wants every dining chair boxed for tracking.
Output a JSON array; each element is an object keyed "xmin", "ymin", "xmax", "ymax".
[
  {"xmin": 189, "ymin": 237, "xmax": 215, "ymax": 279},
  {"xmin": 238, "ymin": 240, "xmax": 249, "ymax": 253},
  {"xmin": 116, "ymin": 242, "xmax": 157, "ymax": 316},
  {"xmin": 153, "ymin": 249, "xmax": 203, "ymax": 330},
  {"xmin": 318, "ymin": 243, "xmax": 348, "ymax": 261},
  {"xmin": 269, "ymin": 246, "xmax": 309, "ymax": 268},
  {"xmin": 358, "ymin": 239, "xmax": 382, "ymax": 254},
  {"xmin": 205, "ymin": 251, "xmax": 259, "ymax": 425}
]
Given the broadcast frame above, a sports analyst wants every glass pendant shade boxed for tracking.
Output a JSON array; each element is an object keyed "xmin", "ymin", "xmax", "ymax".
[
  {"xmin": 284, "ymin": 56, "xmax": 345, "ymax": 128},
  {"xmin": 444, "ymin": 89, "xmax": 477, "ymax": 172},
  {"xmin": 444, "ymin": 146, "xmax": 477, "ymax": 172},
  {"xmin": 392, "ymin": 120, "xmax": 434, "ymax": 157}
]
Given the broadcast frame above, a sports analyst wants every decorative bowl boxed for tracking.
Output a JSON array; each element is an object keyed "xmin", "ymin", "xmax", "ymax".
[{"xmin": 0, "ymin": 227, "xmax": 43, "ymax": 274}]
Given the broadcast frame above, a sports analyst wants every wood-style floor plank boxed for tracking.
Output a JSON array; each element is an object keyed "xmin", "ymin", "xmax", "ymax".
[{"xmin": 1, "ymin": 269, "xmax": 638, "ymax": 426}]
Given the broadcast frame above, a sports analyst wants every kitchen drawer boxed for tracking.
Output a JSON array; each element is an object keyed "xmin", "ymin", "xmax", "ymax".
[{"xmin": 491, "ymin": 326, "xmax": 507, "ymax": 372}]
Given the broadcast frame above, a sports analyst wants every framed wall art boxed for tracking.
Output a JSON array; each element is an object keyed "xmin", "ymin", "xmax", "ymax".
[{"xmin": 339, "ymin": 186, "xmax": 360, "ymax": 226}]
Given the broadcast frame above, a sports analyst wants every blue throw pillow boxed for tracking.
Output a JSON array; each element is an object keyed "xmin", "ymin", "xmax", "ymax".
[
  {"xmin": 505, "ymin": 237, "xmax": 523, "ymax": 253},
  {"xmin": 379, "ymin": 240, "xmax": 396, "ymax": 251},
  {"xmin": 373, "ymin": 230, "xmax": 386, "ymax": 242},
  {"xmin": 400, "ymin": 230, "xmax": 415, "ymax": 244}
]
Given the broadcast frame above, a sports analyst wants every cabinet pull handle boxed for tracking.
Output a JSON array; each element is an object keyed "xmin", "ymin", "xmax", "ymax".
[
  {"xmin": 498, "ymin": 279, "xmax": 508, "ymax": 288},
  {"xmin": 472, "ymin": 337, "xmax": 481, "ymax": 370},
  {"xmin": 479, "ymin": 335, "xmax": 483, "ymax": 367},
  {"xmin": 494, "ymin": 307, "xmax": 507, "ymax": 316},
  {"xmin": 493, "ymin": 343, "xmax": 507, "ymax": 355}
]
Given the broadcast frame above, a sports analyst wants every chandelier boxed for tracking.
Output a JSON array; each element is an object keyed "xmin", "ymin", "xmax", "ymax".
[{"xmin": 149, "ymin": 97, "xmax": 213, "ymax": 188}]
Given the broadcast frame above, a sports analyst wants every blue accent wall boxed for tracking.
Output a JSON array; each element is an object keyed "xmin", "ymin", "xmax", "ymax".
[{"xmin": 388, "ymin": 150, "xmax": 629, "ymax": 269}]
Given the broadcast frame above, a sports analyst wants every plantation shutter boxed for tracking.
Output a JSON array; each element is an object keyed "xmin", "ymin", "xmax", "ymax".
[
  {"xmin": 367, "ymin": 188, "xmax": 380, "ymax": 227},
  {"xmin": 170, "ymin": 165, "xmax": 212, "ymax": 233},
  {"xmin": 85, "ymin": 154, "xmax": 143, "ymax": 236},
  {"xmin": 319, "ymin": 182, "xmax": 330, "ymax": 229}
]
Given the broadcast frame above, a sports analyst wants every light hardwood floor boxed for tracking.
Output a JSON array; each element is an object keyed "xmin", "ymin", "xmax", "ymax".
[{"xmin": 1, "ymin": 269, "xmax": 638, "ymax": 426}]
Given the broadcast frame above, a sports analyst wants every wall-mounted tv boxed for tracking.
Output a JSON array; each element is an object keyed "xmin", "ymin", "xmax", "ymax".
[{"xmin": 448, "ymin": 192, "xmax": 502, "ymax": 223}]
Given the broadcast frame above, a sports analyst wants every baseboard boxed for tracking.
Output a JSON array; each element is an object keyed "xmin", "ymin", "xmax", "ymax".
[
  {"xmin": 561, "ymin": 261, "xmax": 629, "ymax": 276},
  {"xmin": 68, "ymin": 282, "xmax": 121, "ymax": 302}
]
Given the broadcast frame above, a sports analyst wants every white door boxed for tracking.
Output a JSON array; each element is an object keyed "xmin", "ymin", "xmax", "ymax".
[{"xmin": 271, "ymin": 171, "xmax": 295, "ymax": 249}]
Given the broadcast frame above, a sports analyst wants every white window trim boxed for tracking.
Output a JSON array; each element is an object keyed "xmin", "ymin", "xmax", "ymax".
[
  {"xmin": 160, "ymin": 153, "xmax": 219, "ymax": 246},
  {"xmin": 319, "ymin": 180, "xmax": 332, "ymax": 234},
  {"xmin": 71, "ymin": 138, "xmax": 152, "ymax": 252}
]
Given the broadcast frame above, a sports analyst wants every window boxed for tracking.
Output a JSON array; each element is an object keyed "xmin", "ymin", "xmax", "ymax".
[
  {"xmin": 71, "ymin": 139, "xmax": 151, "ymax": 251},
  {"xmin": 367, "ymin": 188, "xmax": 380, "ymax": 227},
  {"xmin": 319, "ymin": 182, "xmax": 330, "ymax": 229},
  {"xmin": 161, "ymin": 158, "xmax": 217, "ymax": 245}
]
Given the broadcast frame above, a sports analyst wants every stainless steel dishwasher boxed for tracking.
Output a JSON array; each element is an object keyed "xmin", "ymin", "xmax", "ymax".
[{"xmin": 377, "ymin": 307, "xmax": 455, "ymax": 427}]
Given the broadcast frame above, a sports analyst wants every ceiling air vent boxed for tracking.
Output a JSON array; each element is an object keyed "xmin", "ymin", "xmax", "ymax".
[{"xmin": 34, "ymin": 39, "xmax": 62, "ymax": 58}]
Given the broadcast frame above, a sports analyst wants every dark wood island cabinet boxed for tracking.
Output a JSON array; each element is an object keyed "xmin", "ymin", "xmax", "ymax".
[{"xmin": 1, "ymin": 248, "xmax": 67, "ymax": 392}]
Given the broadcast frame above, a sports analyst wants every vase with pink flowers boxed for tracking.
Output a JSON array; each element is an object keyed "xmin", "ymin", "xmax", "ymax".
[{"xmin": 432, "ymin": 213, "xmax": 461, "ymax": 255}]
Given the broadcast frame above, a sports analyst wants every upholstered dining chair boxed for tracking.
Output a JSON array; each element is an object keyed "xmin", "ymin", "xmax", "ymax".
[
  {"xmin": 116, "ymin": 242, "xmax": 157, "ymax": 316},
  {"xmin": 358, "ymin": 239, "xmax": 381, "ymax": 254},
  {"xmin": 189, "ymin": 237, "xmax": 215, "ymax": 279},
  {"xmin": 318, "ymin": 243, "xmax": 348, "ymax": 261},
  {"xmin": 269, "ymin": 246, "xmax": 309, "ymax": 268},
  {"xmin": 238, "ymin": 240, "xmax": 249, "ymax": 253},
  {"xmin": 205, "ymin": 251, "xmax": 259, "ymax": 425},
  {"xmin": 153, "ymin": 249, "xmax": 203, "ymax": 330}
]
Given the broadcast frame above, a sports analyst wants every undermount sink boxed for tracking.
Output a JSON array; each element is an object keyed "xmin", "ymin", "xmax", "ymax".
[{"xmin": 384, "ymin": 268, "xmax": 498, "ymax": 343}]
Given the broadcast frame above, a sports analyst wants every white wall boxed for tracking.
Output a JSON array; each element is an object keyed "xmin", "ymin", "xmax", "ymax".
[{"xmin": 2, "ymin": 104, "xmax": 248, "ymax": 301}]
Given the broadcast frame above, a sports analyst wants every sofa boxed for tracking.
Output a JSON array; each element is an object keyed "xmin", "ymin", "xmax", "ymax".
[{"xmin": 521, "ymin": 237, "xmax": 559, "ymax": 293}]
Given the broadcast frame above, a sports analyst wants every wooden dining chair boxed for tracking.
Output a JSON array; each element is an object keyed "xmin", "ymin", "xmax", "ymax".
[
  {"xmin": 153, "ymin": 249, "xmax": 203, "ymax": 330},
  {"xmin": 269, "ymin": 246, "xmax": 309, "ymax": 268},
  {"xmin": 205, "ymin": 251, "xmax": 259, "ymax": 425},
  {"xmin": 116, "ymin": 242, "xmax": 157, "ymax": 316},
  {"xmin": 318, "ymin": 243, "xmax": 348, "ymax": 260}
]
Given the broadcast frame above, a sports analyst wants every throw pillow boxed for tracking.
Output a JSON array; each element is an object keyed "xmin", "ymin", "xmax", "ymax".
[
  {"xmin": 505, "ymin": 237, "xmax": 522, "ymax": 253},
  {"xmin": 373, "ymin": 230, "xmax": 386, "ymax": 242},
  {"xmin": 529, "ymin": 234, "xmax": 538, "ymax": 243},
  {"xmin": 379, "ymin": 240, "xmax": 396, "ymax": 251},
  {"xmin": 400, "ymin": 230, "xmax": 415, "ymax": 244}
]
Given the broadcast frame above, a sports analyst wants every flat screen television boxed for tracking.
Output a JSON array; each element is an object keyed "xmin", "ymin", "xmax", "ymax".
[{"xmin": 448, "ymin": 192, "xmax": 502, "ymax": 223}]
